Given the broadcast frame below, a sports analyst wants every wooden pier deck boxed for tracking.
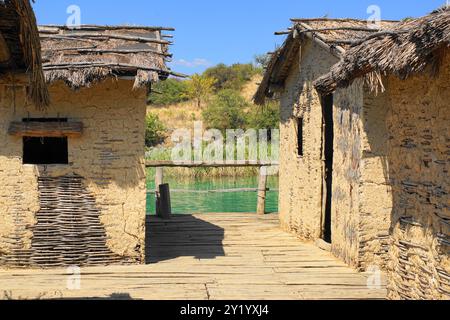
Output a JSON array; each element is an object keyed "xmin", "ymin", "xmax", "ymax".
[{"xmin": 0, "ymin": 213, "xmax": 387, "ymax": 300}]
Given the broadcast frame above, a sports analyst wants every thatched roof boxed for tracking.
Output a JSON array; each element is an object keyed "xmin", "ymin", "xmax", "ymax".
[
  {"xmin": 39, "ymin": 25, "xmax": 179, "ymax": 90},
  {"xmin": 315, "ymin": 8, "xmax": 450, "ymax": 95},
  {"xmin": 254, "ymin": 18, "xmax": 398, "ymax": 105},
  {"xmin": 0, "ymin": 0, "xmax": 49, "ymax": 109}
]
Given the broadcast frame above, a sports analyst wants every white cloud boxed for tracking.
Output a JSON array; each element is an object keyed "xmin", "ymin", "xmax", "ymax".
[{"xmin": 173, "ymin": 58, "xmax": 212, "ymax": 68}]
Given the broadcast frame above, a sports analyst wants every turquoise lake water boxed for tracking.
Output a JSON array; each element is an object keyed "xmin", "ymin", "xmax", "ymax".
[{"xmin": 146, "ymin": 176, "xmax": 279, "ymax": 215}]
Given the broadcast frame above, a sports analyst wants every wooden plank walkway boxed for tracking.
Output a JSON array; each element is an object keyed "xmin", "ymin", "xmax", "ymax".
[{"xmin": 0, "ymin": 213, "xmax": 387, "ymax": 300}]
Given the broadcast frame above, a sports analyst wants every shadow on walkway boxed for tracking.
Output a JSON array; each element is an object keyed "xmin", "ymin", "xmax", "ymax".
[
  {"xmin": 145, "ymin": 215, "xmax": 225, "ymax": 264},
  {"xmin": 52, "ymin": 293, "xmax": 141, "ymax": 300}
]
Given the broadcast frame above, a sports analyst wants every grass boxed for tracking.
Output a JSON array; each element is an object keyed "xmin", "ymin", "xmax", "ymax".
[
  {"xmin": 145, "ymin": 74, "xmax": 276, "ymax": 179},
  {"xmin": 145, "ymin": 146, "xmax": 260, "ymax": 178}
]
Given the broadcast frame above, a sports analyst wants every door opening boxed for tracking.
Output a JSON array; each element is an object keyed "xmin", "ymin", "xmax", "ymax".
[{"xmin": 321, "ymin": 95, "xmax": 333, "ymax": 244}]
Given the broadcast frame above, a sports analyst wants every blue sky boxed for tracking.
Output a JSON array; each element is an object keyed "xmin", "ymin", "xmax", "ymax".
[{"xmin": 33, "ymin": 0, "xmax": 446, "ymax": 75}]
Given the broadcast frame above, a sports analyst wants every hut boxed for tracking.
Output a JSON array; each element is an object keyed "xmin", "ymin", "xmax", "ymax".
[
  {"xmin": 0, "ymin": 21, "xmax": 176, "ymax": 267},
  {"xmin": 254, "ymin": 17, "xmax": 398, "ymax": 272},
  {"xmin": 315, "ymin": 8, "xmax": 449, "ymax": 300}
]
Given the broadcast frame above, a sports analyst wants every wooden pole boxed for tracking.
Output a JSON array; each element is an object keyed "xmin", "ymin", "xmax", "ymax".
[
  {"xmin": 155, "ymin": 168, "xmax": 164, "ymax": 217},
  {"xmin": 257, "ymin": 167, "xmax": 268, "ymax": 215},
  {"xmin": 158, "ymin": 184, "xmax": 172, "ymax": 220}
]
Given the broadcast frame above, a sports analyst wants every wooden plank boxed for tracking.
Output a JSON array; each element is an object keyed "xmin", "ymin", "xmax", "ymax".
[
  {"xmin": 40, "ymin": 33, "xmax": 170, "ymax": 45},
  {"xmin": 0, "ymin": 213, "xmax": 387, "ymax": 300},
  {"xmin": 8, "ymin": 121, "xmax": 83, "ymax": 138}
]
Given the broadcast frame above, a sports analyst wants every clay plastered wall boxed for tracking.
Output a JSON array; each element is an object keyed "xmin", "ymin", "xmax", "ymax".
[
  {"xmin": 278, "ymin": 39, "xmax": 338, "ymax": 240},
  {"xmin": 332, "ymin": 81, "xmax": 364, "ymax": 268},
  {"xmin": 332, "ymin": 83, "xmax": 393, "ymax": 270},
  {"xmin": 358, "ymin": 89, "xmax": 392, "ymax": 270},
  {"xmin": 386, "ymin": 54, "xmax": 450, "ymax": 300},
  {"xmin": 0, "ymin": 79, "xmax": 147, "ymax": 265}
]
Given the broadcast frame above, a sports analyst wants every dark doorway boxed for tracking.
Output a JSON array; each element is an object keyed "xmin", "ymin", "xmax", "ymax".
[
  {"xmin": 321, "ymin": 95, "xmax": 334, "ymax": 243},
  {"xmin": 297, "ymin": 118, "xmax": 304, "ymax": 157}
]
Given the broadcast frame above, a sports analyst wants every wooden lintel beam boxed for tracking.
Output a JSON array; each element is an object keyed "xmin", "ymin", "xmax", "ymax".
[{"xmin": 8, "ymin": 121, "xmax": 84, "ymax": 138}]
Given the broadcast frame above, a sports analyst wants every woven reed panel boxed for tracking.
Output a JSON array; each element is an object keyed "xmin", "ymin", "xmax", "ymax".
[
  {"xmin": 389, "ymin": 217, "xmax": 450, "ymax": 299},
  {"xmin": 1, "ymin": 175, "xmax": 123, "ymax": 268}
]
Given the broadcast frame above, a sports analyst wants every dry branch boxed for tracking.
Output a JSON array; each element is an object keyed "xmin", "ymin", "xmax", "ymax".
[
  {"xmin": 39, "ymin": 24, "xmax": 178, "ymax": 87},
  {"xmin": 328, "ymin": 30, "xmax": 410, "ymax": 47},
  {"xmin": 40, "ymin": 24, "xmax": 175, "ymax": 32},
  {"xmin": 40, "ymin": 33, "xmax": 170, "ymax": 45},
  {"xmin": 296, "ymin": 27, "xmax": 384, "ymax": 33}
]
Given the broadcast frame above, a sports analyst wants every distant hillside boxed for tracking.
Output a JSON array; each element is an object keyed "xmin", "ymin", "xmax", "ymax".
[
  {"xmin": 241, "ymin": 74, "xmax": 263, "ymax": 102},
  {"xmin": 145, "ymin": 62, "xmax": 278, "ymax": 149},
  {"xmin": 148, "ymin": 74, "xmax": 262, "ymax": 132}
]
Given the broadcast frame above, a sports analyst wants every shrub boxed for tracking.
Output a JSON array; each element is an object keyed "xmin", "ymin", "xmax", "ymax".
[
  {"xmin": 145, "ymin": 113, "xmax": 167, "ymax": 147},
  {"xmin": 148, "ymin": 78, "xmax": 189, "ymax": 106},
  {"xmin": 247, "ymin": 101, "xmax": 280, "ymax": 131},
  {"xmin": 202, "ymin": 89, "xmax": 249, "ymax": 131},
  {"xmin": 204, "ymin": 63, "xmax": 261, "ymax": 92},
  {"xmin": 185, "ymin": 74, "xmax": 216, "ymax": 108}
]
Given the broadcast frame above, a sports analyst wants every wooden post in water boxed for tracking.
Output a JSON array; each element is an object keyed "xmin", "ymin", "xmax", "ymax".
[
  {"xmin": 155, "ymin": 168, "xmax": 164, "ymax": 217},
  {"xmin": 158, "ymin": 184, "xmax": 172, "ymax": 219},
  {"xmin": 257, "ymin": 167, "xmax": 268, "ymax": 215}
]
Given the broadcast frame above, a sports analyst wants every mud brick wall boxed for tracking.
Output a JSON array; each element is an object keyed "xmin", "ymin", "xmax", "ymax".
[
  {"xmin": 386, "ymin": 54, "xmax": 450, "ymax": 299},
  {"xmin": 0, "ymin": 79, "xmax": 147, "ymax": 267},
  {"xmin": 278, "ymin": 39, "xmax": 338, "ymax": 241}
]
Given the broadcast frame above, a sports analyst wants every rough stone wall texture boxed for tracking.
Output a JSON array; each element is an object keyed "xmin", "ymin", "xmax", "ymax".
[
  {"xmin": 386, "ymin": 54, "xmax": 450, "ymax": 300},
  {"xmin": 0, "ymin": 79, "xmax": 147, "ymax": 267},
  {"xmin": 278, "ymin": 39, "xmax": 338, "ymax": 240}
]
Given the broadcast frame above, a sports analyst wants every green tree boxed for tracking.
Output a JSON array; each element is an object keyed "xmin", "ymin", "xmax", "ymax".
[
  {"xmin": 185, "ymin": 74, "xmax": 216, "ymax": 108},
  {"xmin": 202, "ymin": 89, "xmax": 249, "ymax": 131},
  {"xmin": 247, "ymin": 101, "xmax": 280, "ymax": 139},
  {"xmin": 148, "ymin": 78, "xmax": 189, "ymax": 106},
  {"xmin": 204, "ymin": 63, "xmax": 261, "ymax": 92},
  {"xmin": 145, "ymin": 113, "xmax": 167, "ymax": 148}
]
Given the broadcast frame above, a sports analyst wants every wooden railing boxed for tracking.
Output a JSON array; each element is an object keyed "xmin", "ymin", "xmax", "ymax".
[
  {"xmin": 145, "ymin": 161, "xmax": 279, "ymax": 219},
  {"xmin": 145, "ymin": 160, "xmax": 279, "ymax": 168}
]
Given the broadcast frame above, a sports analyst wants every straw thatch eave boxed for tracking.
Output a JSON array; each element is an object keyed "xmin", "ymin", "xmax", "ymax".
[
  {"xmin": 314, "ymin": 8, "xmax": 450, "ymax": 95},
  {"xmin": 253, "ymin": 32, "xmax": 299, "ymax": 105},
  {"xmin": 39, "ymin": 24, "xmax": 182, "ymax": 90},
  {"xmin": 254, "ymin": 18, "xmax": 398, "ymax": 105},
  {"xmin": 0, "ymin": 0, "xmax": 49, "ymax": 109}
]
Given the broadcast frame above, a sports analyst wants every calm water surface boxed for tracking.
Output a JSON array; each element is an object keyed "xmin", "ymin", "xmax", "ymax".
[{"xmin": 146, "ymin": 176, "xmax": 279, "ymax": 214}]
